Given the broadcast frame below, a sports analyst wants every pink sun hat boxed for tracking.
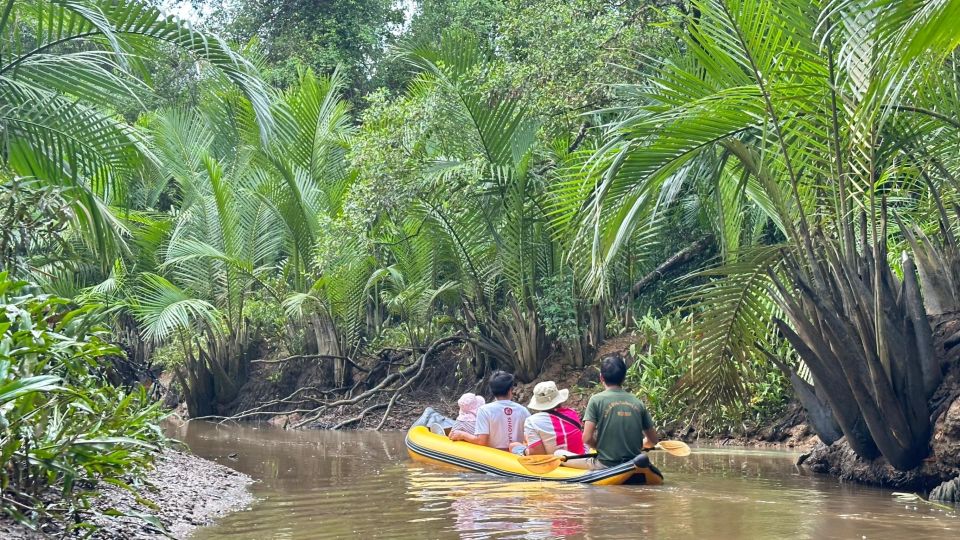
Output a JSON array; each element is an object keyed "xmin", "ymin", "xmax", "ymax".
[{"xmin": 456, "ymin": 393, "xmax": 486, "ymax": 422}]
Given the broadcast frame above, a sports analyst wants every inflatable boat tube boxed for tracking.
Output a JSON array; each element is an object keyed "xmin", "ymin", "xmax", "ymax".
[{"xmin": 405, "ymin": 408, "xmax": 664, "ymax": 486}]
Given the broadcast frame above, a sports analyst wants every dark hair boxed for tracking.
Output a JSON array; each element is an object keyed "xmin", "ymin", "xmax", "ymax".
[
  {"xmin": 489, "ymin": 371, "xmax": 515, "ymax": 397},
  {"xmin": 600, "ymin": 355, "xmax": 627, "ymax": 385}
]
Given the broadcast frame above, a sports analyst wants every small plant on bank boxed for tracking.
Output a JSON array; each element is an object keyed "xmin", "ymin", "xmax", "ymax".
[
  {"xmin": 626, "ymin": 314, "xmax": 692, "ymax": 432},
  {"xmin": 0, "ymin": 273, "xmax": 168, "ymax": 533},
  {"xmin": 537, "ymin": 275, "xmax": 581, "ymax": 345},
  {"xmin": 626, "ymin": 312, "xmax": 790, "ymax": 437}
]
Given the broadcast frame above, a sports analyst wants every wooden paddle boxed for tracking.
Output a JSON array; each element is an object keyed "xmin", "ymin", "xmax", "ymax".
[
  {"xmin": 655, "ymin": 440, "xmax": 691, "ymax": 457},
  {"xmin": 517, "ymin": 440, "xmax": 691, "ymax": 474},
  {"xmin": 518, "ymin": 452, "xmax": 597, "ymax": 474}
]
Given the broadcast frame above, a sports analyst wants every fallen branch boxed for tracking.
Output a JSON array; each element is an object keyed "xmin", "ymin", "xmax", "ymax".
[
  {"xmin": 190, "ymin": 406, "xmax": 322, "ymax": 424},
  {"xmin": 290, "ymin": 359, "xmax": 418, "ymax": 428},
  {"xmin": 375, "ymin": 334, "xmax": 466, "ymax": 430},
  {"xmin": 620, "ymin": 236, "xmax": 713, "ymax": 304},
  {"xmin": 251, "ymin": 354, "xmax": 370, "ymax": 372},
  {"xmin": 220, "ymin": 381, "xmax": 360, "ymax": 425},
  {"xmin": 567, "ymin": 122, "xmax": 589, "ymax": 153},
  {"xmin": 190, "ymin": 335, "xmax": 466, "ymax": 430},
  {"xmin": 290, "ymin": 334, "xmax": 466, "ymax": 429},
  {"xmin": 332, "ymin": 403, "xmax": 388, "ymax": 430}
]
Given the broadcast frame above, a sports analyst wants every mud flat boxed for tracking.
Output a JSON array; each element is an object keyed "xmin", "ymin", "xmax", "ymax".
[{"xmin": 0, "ymin": 450, "xmax": 253, "ymax": 539}]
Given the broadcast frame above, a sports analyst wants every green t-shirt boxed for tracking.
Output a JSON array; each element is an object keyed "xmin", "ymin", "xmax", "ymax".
[{"xmin": 584, "ymin": 388, "xmax": 654, "ymax": 466}]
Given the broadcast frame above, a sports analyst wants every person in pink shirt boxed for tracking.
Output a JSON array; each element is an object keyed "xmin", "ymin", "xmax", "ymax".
[{"xmin": 511, "ymin": 381, "xmax": 585, "ymax": 457}]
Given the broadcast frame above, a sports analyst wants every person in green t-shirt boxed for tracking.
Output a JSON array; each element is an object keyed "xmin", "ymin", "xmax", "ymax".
[{"xmin": 582, "ymin": 355, "xmax": 659, "ymax": 468}]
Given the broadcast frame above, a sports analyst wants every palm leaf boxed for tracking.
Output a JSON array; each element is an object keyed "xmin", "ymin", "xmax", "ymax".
[
  {"xmin": 677, "ymin": 245, "xmax": 784, "ymax": 406},
  {"xmin": 131, "ymin": 273, "xmax": 221, "ymax": 341}
]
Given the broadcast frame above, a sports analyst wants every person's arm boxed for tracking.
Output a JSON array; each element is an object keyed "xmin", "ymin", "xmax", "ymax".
[
  {"xmin": 582, "ymin": 397, "xmax": 598, "ymax": 449},
  {"xmin": 512, "ymin": 439, "xmax": 546, "ymax": 455},
  {"xmin": 640, "ymin": 406, "xmax": 657, "ymax": 450},
  {"xmin": 451, "ymin": 407, "xmax": 490, "ymax": 446},
  {"xmin": 450, "ymin": 430, "xmax": 489, "ymax": 446},
  {"xmin": 525, "ymin": 442, "xmax": 547, "ymax": 455},
  {"xmin": 521, "ymin": 417, "xmax": 547, "ymax": 455},
  {"xmin": 642, "ymin": 427, "xmax": 659, "ymax": 450},
  {"xmin": 523, "ymin": 426, "xmax": 547, "ymax": 455},
  {"xmin": 582, "ymin": 420, "xmax": 598, "ymax": 449}
]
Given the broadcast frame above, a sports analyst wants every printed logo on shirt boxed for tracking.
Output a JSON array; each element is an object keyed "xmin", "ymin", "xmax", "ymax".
[
  {"xmin": 602, "ymin": 401, "xmax": 643, "ymax": 422},
  {"xmin": 504, "ymin": 408, "xmax": 513, "ymax": 415}
]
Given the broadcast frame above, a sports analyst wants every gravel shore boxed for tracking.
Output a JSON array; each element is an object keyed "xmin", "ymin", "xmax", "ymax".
[{"xmin": 0, "ymin": 450, "xmax": 254, "ymax": 539}]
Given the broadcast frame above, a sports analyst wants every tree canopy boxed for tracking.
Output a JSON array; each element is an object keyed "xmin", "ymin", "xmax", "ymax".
[{"xmin": 3, "ymin": 6, "xmax": 960, "ymax": 531}]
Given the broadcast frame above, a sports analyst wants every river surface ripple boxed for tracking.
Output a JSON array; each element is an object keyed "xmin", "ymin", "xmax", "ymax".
[{"xmin": 171, "ymin": 421, "xmax": 958, "ymax": 539}]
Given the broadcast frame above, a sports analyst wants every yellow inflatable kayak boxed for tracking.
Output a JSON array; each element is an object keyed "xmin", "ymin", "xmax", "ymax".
[{"xmin": 405, "ymin": 408, "xmax": 664, "ymax": 486}]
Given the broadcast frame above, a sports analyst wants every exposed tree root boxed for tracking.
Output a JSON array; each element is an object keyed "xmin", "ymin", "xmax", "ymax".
[
  {"xmin": 374, "ymin": 334, "xmax": 436, "ymax": 430},
  {"xmin": 251, "ymin": 354, "xmax": 370, "ymax": 372},
  {"xmin": 206, "ymin": 334, "xmax": 467, "ymax": 430},
  {"xmin": 619, "ymin": 236, "xmax": 712, "ymax": 304},
  {"xmin": 332, "ymin": 403, "xmax": 388, "ymax": 430}
]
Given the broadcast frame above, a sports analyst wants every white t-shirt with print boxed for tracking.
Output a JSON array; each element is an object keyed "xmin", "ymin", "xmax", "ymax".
[{"xmin": 474, "ymin": 400, "xmax": 530, "ymax": 450}]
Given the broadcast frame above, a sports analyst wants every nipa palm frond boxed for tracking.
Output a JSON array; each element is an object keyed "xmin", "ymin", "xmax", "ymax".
[
  {"xmin": 676, "ymin": 244, "xmax": 784, "ymax": 406},
  {"xmin": 132, "ymin": 273, "xmax": 222, "ymax": 342}
]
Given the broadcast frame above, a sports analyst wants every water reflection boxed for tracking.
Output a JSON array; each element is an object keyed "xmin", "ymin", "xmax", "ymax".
[
  {"xmin": 171, "ymin": 422, "xmax": 958, "ymax": 539},
  {"xmin": 406, "ymin": 469, "xmax": 590, "ymax": 538}
]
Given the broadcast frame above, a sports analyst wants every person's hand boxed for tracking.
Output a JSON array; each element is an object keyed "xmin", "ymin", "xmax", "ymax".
[{"xmin": 449, "ymin": 430, "xmax": 464, "ymax": 441}]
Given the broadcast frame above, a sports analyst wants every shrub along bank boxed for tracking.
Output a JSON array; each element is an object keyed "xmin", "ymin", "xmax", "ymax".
[
  {"xmin": 624, "ymin": 313, "xmax": 791, "ymax": 440},
  {"xmin": 0, "ymin": 273, "xmax": 246, "ymax": 537},
  {"xmin": 195, "ymin": 311, "xmax": 794, "ymax": 441}
]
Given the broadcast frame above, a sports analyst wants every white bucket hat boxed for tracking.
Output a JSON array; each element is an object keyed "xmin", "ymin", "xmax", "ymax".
[{"xmin": 527, "ymin": 381, "xmax": 570, "ymax": 411}]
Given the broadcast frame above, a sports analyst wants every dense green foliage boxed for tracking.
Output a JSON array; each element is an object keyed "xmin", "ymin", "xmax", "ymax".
[
  {"xmin": 626, "ymin": 313, "xmax": 789, "ymax": 436},
  {"xmin": 0, "ymin": 273, "xmax": 166, "ymax": 530},
  {"xmin": 212, "ymin": 0, "xmax": 404, "ymax": 94},
  {"xmin": 555, "ymin": 0, "xmax": 960, "ymax": 468},
  {"xmin": 3, "ymin": 5, "xmax": 960, "ymax": 530},
  {"xmin": 0, "ymin": 0, "xmax": 272, "ymax": 530}
]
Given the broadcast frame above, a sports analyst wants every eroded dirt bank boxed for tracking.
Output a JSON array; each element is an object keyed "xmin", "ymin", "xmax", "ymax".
[
  {"xmin": 800, "ymin": 370, "xmax": 960, "ymax": 499},
  {"xmin": 178, "ymin": 333, "xmax": 819, "ymax": 453},
  {"xmin": 0, "ymin": 450, "xmax": 253, "ymax": 539}
]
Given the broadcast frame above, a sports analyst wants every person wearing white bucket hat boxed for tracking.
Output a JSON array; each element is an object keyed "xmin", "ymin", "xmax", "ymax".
[{"xmin": 510, "ymin": 381, "xmax": 586, "ymax": 459}]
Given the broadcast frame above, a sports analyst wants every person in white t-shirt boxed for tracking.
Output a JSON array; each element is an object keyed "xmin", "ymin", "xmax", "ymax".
[{"xmin": 449, "ymin": 371, "xmax": 530, "ymax": 451}]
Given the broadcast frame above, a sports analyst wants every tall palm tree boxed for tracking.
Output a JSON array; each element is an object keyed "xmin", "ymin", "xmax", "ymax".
[
  {"xmin": 396, "ymin": 32, "xmax": 564, "ymax": 381},
  {"xmin": 559, "ymin": 0, "xmax": 960, "ymax": 469},
  {"xmin": 128, "ymin": 70, "xmax": 357, "ymax": 415},
  {"xmin": 0, "ymin": 0, "xmax": 273, "ymax": 265},
  {"xmin": 133, "ymin": 100, "xmax": 284, "ymax": 416}
]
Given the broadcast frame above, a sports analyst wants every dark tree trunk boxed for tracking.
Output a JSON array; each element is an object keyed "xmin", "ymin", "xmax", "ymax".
[
  {"xmin": 177, "ymin": 322, "xmax": 255, "ymax": 418},
  {"xmin": 770, "ymin": 206, "xmax": 955, "ymax": 470},
  {"xmin": 619, "ymin": 237, "xmax": 713, "ymax": 304}
]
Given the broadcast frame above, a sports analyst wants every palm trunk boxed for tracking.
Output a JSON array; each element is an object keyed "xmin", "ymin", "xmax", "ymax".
[{"xmin": 772, "ymin": 206, "xmax": 951, "ymax": 469}]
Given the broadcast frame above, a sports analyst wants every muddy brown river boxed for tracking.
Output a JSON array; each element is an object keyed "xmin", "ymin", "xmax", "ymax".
[{"xmin": 171, "ymin": 421, "xmax": 958, "ymax": 539}]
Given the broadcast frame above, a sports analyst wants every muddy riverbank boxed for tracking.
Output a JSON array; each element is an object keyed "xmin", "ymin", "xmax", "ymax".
[
  {"xmin": 0, "ymin": 450, "xmax": 253, "ymax": 539},
  {"xmin": 183, "ymin": 333, "xmax": 815, "ymax": 448}
]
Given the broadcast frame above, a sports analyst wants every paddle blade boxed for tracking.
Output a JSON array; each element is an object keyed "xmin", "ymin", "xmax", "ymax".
[
  {"xmin": 656, "ymin": 440, "xmax": 691, "ymax": 457},
  {"xmin": 517, "ymin": 454, "xmax": 564, "ymax": 474}
]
